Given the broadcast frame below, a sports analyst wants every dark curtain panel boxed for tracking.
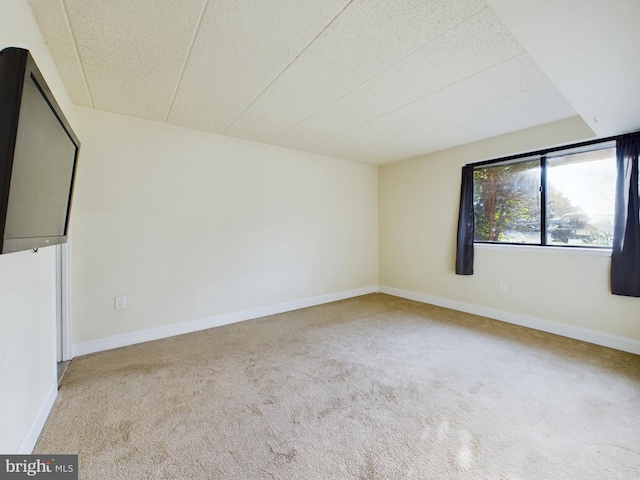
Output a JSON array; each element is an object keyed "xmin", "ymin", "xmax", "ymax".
[
  {"xmin": 611, "ymin": 133, "xmax": 640, "ymax": 296},
  {"xmin": 455, "ymin": 165, "xmax": 474, "ymax": 275}
]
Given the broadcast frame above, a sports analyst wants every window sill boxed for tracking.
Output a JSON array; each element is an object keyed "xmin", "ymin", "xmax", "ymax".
[{"xmin": 474, "ymin": 242, "xmax": 611, "ymax": 257}]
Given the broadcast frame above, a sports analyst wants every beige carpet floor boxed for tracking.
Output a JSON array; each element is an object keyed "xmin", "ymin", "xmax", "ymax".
[{"xmin": 35, "ymin": 294, "xmax": 640, "ymax": 479}]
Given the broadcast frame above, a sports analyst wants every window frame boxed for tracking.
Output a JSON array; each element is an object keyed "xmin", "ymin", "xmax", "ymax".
[{"xmin": 469, "ymin": 137, "xmax": 617, "ymax": 249}]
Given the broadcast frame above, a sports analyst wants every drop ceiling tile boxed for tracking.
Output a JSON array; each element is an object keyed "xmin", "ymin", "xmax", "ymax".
[
  {"xmin": 225, "ymin": 0, "xmax": 487, "ymax": 143},
  {"xmin": 27, "ymin": 0, "xmax": 92, "ymax": 107},
  {"xmin": 342, "ymin": 83, "xmax": 577, "ymax": 164},
  {"xmin": 28, "ymin": 0, "xmax": 601, "ymax": 166},
  {"xmin": 272, "ymin": 6, "xmax": 523, "ymax": 153},
  {"xmin": 316, "ymin": 53, "xmax": 553, "ymax": 158},
  {"xmin": 63, "ymin": 0, "xmax": 207, "ymax": 122},
  {"xmin": 168, "ymin": 0, "xmax": 351, "ymax": 133}
]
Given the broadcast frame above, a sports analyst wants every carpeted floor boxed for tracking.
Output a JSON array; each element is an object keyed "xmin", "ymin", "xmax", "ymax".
[{"xmin": 35, "ymin": 293, "xmax": 640, "ymax": 479}]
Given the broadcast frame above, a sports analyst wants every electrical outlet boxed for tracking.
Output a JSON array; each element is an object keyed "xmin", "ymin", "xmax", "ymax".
[
  {"xmin": 499, "ymin": 282, "xmax": 508, "ymax": 293},
  {"xmin": 115, "ymin": 296, "xmax": 127, "ymax": 310},
  {"xmin": 326, "ymin": 270, "xmax": 332, "ymax": 279}
]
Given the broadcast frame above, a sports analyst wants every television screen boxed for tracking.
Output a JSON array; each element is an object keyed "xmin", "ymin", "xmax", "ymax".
[{"xmin": 0, "ymin": 48, "xmax": 79, "ymax": 254}]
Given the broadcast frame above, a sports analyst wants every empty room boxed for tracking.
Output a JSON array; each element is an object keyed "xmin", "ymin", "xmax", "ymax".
[{"xmin": 1, "ymin": 0, "xmax": 639, "ymax": 478}]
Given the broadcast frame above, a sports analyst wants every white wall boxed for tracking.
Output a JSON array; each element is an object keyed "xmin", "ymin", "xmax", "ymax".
[
  {"xmin": 0, "ymin": 0, "xmax": 77, "ymax": 453},
  {"xmin": 0, "ymin": 249, "xmax": 56, "ymax": 453},
  {"xmin": 70, "ymin": 108, "xmax": 378, "ymax": 347},
  {"xmin": 380, "ymin": 116, "xmax": 640, "ymax": 350}
]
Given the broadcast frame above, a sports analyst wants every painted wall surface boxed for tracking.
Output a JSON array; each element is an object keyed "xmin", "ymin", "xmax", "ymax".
[
  {"xmin": 380, "ymin": 116, "xmax": 640, "ymax": 343},
  {"xmin": 0, "ymin": 0, "xmax": 77, "ymax": 453},
  {"xmin": 70, "ymin": 107, "xmax": 378, "ymax": 344},
  {"xmin": 0, "ymin": 249, "xmax": 56, "ymax": 453}
]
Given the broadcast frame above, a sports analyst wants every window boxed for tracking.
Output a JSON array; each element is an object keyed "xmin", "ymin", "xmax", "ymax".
[{"xmin": 473, "ymin": 143, "xmax": 616, "ymax": 247}]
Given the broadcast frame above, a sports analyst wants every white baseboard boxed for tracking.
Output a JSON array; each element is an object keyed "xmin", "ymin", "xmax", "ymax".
[
  {"xmin": 18, "ymin": 380, "xmax": 57, "ymax": 454},
  {"xmin": 379, "ymin": 286, "xmax": 640, "ymax": 355},
  {"xmin": 73, "ymin": 286, "xmax": 378, "ymax": 357},
  {"xmin": 72, "ymin": 284, "xmax": 640, "ymax": 358}
]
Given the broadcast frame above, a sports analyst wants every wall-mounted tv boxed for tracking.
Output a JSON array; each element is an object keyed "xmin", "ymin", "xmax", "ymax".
[{"xmin": 0, "ymin": 47, "xmax": 79, "ymax": 254}]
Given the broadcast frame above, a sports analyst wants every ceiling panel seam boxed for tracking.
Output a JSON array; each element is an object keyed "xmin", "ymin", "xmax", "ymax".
[
  {"xmin": 222, "ymin": 0, "xmax": 354, "ymax": 135},
  {"xmin": 61, "ymin": 0, "xmax": 94, "ymax": 108},
  {"xmin": 268, "ymin": 3, "xmax": 491, "ymax": 144},
  {"xmin": 320, "ymin": 50, "xmax": 530, "ymax": 148},
  {"xmin": 164, "ymin": 0, "xmax": 210, "ymax": 123},
  {"xmin": 335, "ymin": 80, "xmax": 557, "ymax": 158}
]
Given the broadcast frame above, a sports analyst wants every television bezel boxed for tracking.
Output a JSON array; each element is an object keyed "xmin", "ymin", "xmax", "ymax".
[{"xmin": 0, "ymin": 47, "xmax": 80, "ymax": 254}]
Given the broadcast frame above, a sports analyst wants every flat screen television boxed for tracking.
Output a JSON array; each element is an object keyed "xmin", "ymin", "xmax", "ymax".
[{"xmin": 0, "ymin": 47, "xmax": 79, "ymax": 254}]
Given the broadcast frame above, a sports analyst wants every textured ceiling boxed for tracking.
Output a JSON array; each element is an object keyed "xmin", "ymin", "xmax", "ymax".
[{"xmin": 27, "ymin": 0, "xmax": 628, "ymax": 165}]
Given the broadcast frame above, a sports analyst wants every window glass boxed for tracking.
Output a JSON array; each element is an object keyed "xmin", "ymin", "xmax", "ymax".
[
  {"xmin": 546, "ymin": 148, "xmax": 615, "ymax": 246},
  {"xmin": 471, "ymin": 144, "xmax": 616, "ymax": 248},
  {"xmin": 473, "ymin": 159, "xmax": 541, "ymax": 244}
]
